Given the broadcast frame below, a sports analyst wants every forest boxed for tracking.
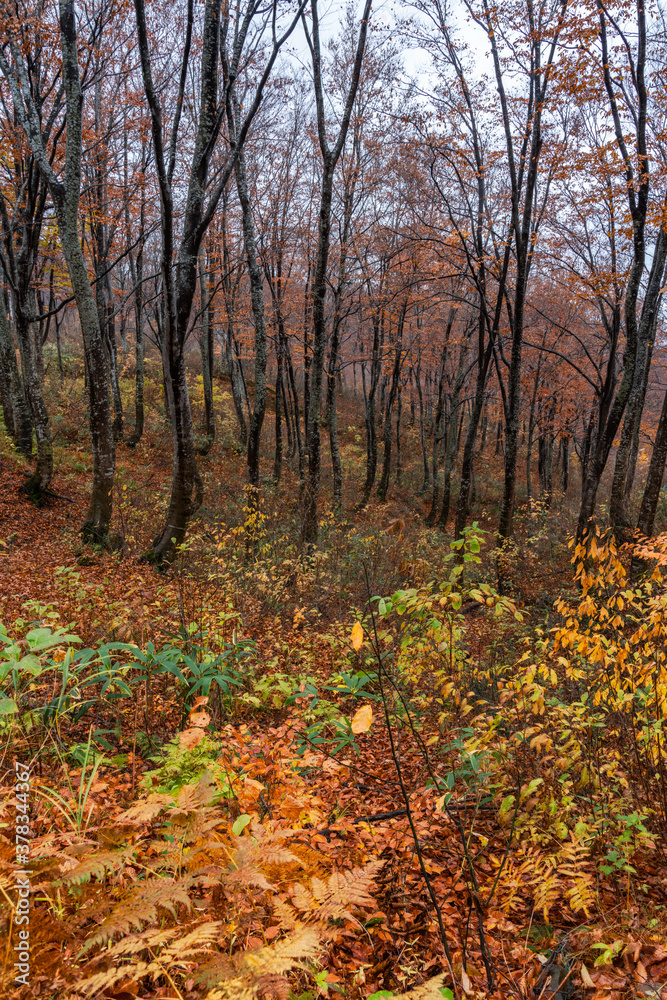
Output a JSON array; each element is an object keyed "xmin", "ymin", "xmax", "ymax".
[{"xmin": 1, "ymin": 0, "xmax": 667, "ymax": 997}]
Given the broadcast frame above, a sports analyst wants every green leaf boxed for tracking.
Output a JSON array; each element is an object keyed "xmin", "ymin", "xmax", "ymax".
[
  {"xmin": 232, "ymin": 814, "xmax": 251, "ymax": 837},
  {"xmin": 17, "ymin": 654, "xmax": 43, "ymax": 676},
  {"xmin": 0, "ymin": 697, "xmax": 18, "ymax": 715}
]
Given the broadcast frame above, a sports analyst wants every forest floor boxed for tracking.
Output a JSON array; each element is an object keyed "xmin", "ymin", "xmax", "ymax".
[{"xmin": 1, "ymin": 370, "xmax": 666, "ymax": 1000}]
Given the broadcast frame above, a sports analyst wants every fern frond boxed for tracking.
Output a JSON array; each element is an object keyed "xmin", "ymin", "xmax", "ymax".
[
  {"xmin": 75, "ymin": 921, "xmax": 224, "ymax": 995},
  {"xmin": 272, "ymin": 898, "xmax": 298, "ymax": 931},
  {"xmin": 55, "ymin": 847, "xmax": 133, "ymax": 886},
  {"xmin": 79, "ymin": 876, "xmax": 192, "ymax": 953},
  {"xmin": 75, "ymin": 960, "xmax": 153, "ymax": 996},
  {"xmin": 318, "ymin": 860, "xmax": 382, "ymax": 910},
  {"xmin": 199, "ymin": 926, "xmax": 321, "ymax": 999},
  {"xmin": 172, "ymin": 774, "xmax": 217, "ymax": 814},
  {"xmin": 533, "ymin": 871, "xmax": 559, "ymax": 921},
  {"xmin": 117, "ymin": 793, "xmax": 174, "ymax": 824},
  {"xmin": 223, "ymin": 866, "xmax": 275, "ymax": 892},
  {"xmin": 92, "ymin": 925, "xmax": 178, "ymax": 958},
  {"xmin": 292, "ymin": 860, "xmax": 383, "ymax": 926},
  {"xmin": 242, "ymin": 926, "xmax": 321, "ymax": 975},
  {"xmin": 251, "ymin": 973, "xmax": 290, "ymax": 999},
  {"xmin": 392, "ymin": 974, "xmax": 450, "ymax": 998},
  {"xmin": 157, "ymin": 920, "xmax": 224, "ymax": 961},
  {"xmin": 220, "ymin": 830, "xmax": 300, "ymax": 893},
  {"xmin": 232, "ymin": 829, "xmax": 300, "ymax": 870}
]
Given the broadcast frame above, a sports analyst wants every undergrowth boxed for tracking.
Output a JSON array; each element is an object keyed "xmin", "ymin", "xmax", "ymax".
[{"xmin": 1, "ymin": 529, "xmax": 667, "ymax": 998}]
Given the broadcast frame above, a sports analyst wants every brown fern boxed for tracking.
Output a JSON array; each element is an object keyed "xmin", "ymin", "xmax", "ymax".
[
  {"xmin": 79, "ymin": 875, "xmax": 193, "ymax": 953},
  {"xmin": 391, "ymin": 974, "xmax": 450, "ymax": 998},
  {"xmin": 197, "ymin": 925, "xmax": 321, "ymax": 999},
  {"xmin": 55, "ymin": 847, "xmax": 134, "ymax": 886},
  {"xmin": 75, "ymin": 922, "xmax": 224, "ymax": 995},
  {"xmin": 291, "ymin": 859, "xmax": 384, "ymax": 928}
]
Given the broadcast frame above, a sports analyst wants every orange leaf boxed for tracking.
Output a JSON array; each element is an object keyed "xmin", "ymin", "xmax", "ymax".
[
  {"xmin": 178, "ymin": 728, "xmax": 206, "ymax": 750},
  {"xmin": 351, "ymin": 704, "xmax": 373, "ymax": 734},
  {"xmin": 189, "ymin": 710, "xmax": 211, "ymax": 729},
  {"xmin": 351, "ymin": 621, "xmax": 364, "ymax": 651}
]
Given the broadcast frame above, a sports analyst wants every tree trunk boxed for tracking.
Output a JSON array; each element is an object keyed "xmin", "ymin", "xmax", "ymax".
[
  {"xmin": 106, "ymin": 295, "xmax": 124, "ymax": 443},
  {"xmin": 610, "ymin": 225, "xmax": 667, "ymax": 527},
  {"xmin": 561, "ymin": 435, "xmax": 569, "ymax": 494},
  {"xmin": 235, "ymin": 145, "xmax": 267, "ymax": 491},
  {"xmin": 281, "ymin": 364, "xmax": 293, "ymax": 458},
  {"xmin": 495, "ymin": 420, "xmax": 502, "ymax": 455},
  {"xmin": 326, "ymin": 312, "xmax": 343, "ymax": 513},
  {"xmin": 283, "ymin": 331, "xmax": 304, "ymax": 478},
  {"xmin": 395, "ymin": 384, "xmax": 402, "ymax": 487},
  {"xmin": 525, "ymin": 346, "xmax": 544, "ymax": 500},
  {"xmin": 636, "ymin": 384, "xmax": 667, "ymax": 539},
  {"xmin": 301, "ymin": 164, "xmax": 334, "ymax": 545},
  {"xmin": 426, "ymin": 331, "xmax": 451, "ymax": 524},
  {"xmin": 439, "ymin": 338, "xmax": 470, "ymax": 528},
  {"xmin": 149, "ymin": 346, "xmax": 202, "ymax": 557},
  {"xmin": 0, "ymin": 301, "xmax": 32, "ymax": 458},
  {"xmin": 477, "ymin": 399, "xmax": 488, "ymax": 456},
  {"xmin": 0, "ymin": 0, "xmax": 116, "ymax": 539},
  {"xmin": 454, "ymin": 310, "xmax": 493, "ymax": 544},
  {"xmin": 358, "ymin": 310, "xmax": 381, "ymax": 509},
  {"xmin": 274, "ymin": 337, "xmax": 283, "ymax": 483},
  {"xmin": 301, "ymin": 0, "xmax": 372, "ymax": 545},
  {"xmin": 377, "ymin": 303, "xmax": 406, "ymax": 503},
  {"xmin": 15, "ymin": 308, "xmax": 52, "ymax": 500},
  {"xmin": 126, "ymin": 242, "xmax": 145, "ymax": 447},
  {"xmin": 66, "ymin": 225, "xmax": 115, "ymax": 540},
  {"xmin": 226, "ymin": 325, "xmax": 248, "ymax": 446},
  {"xmin": 415, "ymin": 362, "xmax": 430, "ymax": 493},
  {"xmin": 198, "ymin": 256, "xmax": 215, "ymax": 455}
]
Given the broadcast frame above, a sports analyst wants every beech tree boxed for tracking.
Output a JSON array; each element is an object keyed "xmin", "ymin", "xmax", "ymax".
[
  {"xmin": 300, "ymin": 0, "xmax": 373, "ymax": 548},
  {"xmin": 0, "ymin": 0, "xmax": 117, "ymax": 540},
  {"xmin": 133, "ymin": 0, "xmax": 306, "ymax": 561}
]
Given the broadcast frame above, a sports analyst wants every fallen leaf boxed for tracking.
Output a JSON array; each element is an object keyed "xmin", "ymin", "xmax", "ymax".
[
  {"xmin": 189, "ymin": 710, "xmax": 211, "ymax": 729},
  {"xmin": 581, "ymin": 963, "xmax": 596, "ymax": 989},
  {"xmin": 179, "ymin": 727, "xmax": 206, "ymax": 749},
  {"xmin": 351, "ymin": 704, "xmax": 373, "ymax": 734}
]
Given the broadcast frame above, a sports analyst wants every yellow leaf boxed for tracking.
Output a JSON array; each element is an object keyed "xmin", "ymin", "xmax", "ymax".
[
  {"xmin": 351, "ymin": 621, "xmax": 364, "ymax": 651},
  {"xmin": 351, "ymin": 704, "xmax": 373, "ymax": 734},
  {"xmin": 580, "ymin": 963, "xmax": 595, "ymax": 989}
]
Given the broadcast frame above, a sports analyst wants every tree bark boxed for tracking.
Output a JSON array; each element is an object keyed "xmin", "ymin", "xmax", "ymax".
[
  {"xmin": 610, "ymin": 217, "xmax": 667, "ymax": 527},
  {"xmin": 377, "ymin": 302, "xmax": 406, "ymax": 503},
  {"xmin": 15, "ymin": 307, "xmax": 52, "ymax": 500},
  {"xmin": 415, "ymin": 362, "xmax": 430, "ymax": 494},
  {"xmin": 636, "ymin": 385, "xmax": 667, "ymax": 539},
  {"xmin": 0, "ymin": 300, "xmax": 32, "ymax": 458},
  {"xmin": 358, "ymin": 309, "xmax": 381, "ymax": 509},
  {"xmin": 439, "ymin": 336, "xmax": 471, "ymax": 528},
  {"xmin": 198, "ymin": 256, "xmax": 215, "ymax": 455},
  {"xmin": 274, "ymin": 338, "xmax": 284, "ymax": 483},
  {"xmin": 577, "ymin": 1, "xmax": 650, "ymax": 540},
  {"xmin": 301, "ymin": 0, "xmax": 372, "ymax": 547},
  {"xmin": 234, "ymin": 141, "xmax": 267, "ymax": 490},
  {"xmin": 0, "ymin": 0, "xmax": 116, "ymax": 539}
]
